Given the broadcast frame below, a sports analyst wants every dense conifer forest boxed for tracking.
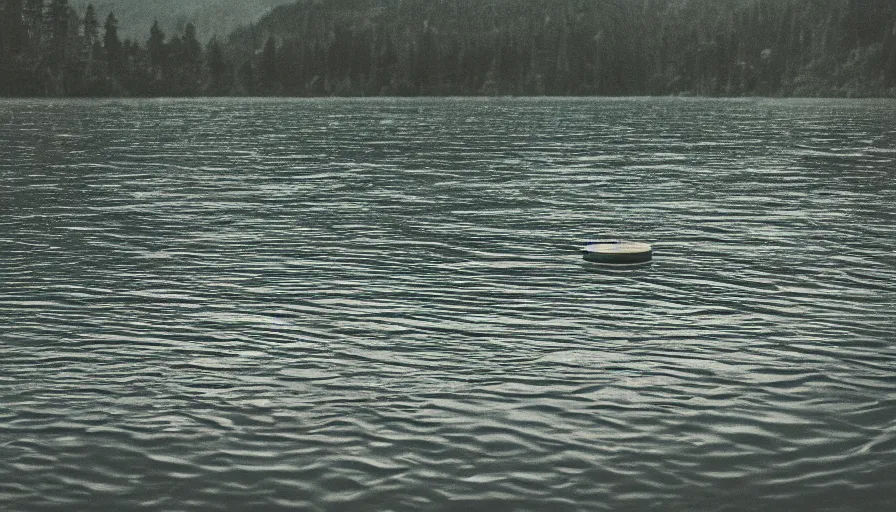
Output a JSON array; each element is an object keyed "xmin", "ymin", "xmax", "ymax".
[
  {"xmin": 2, "ymin": 0, "xmax": 895, "ymax": 97},
  {"xmin": 69, "ymin": 0, "xmax": 293, "ymax": 41}
]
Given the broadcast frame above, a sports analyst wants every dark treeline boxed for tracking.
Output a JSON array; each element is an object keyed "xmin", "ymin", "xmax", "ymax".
[
  {"xmin": 2, "ymin": 0, "xmax": 896, "ymax": 97},
  {"xmin": 0, "ymin": 0, "xmax": 231, "ymax": 96}
]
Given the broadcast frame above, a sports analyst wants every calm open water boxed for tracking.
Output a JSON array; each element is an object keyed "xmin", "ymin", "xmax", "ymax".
[{"xmin": 1, "ymin": 98, "xmax": 895, "ymax": 511}]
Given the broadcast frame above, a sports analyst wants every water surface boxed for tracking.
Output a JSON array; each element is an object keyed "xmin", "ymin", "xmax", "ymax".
[{"xmin": 1, "ymin": 98, "xmax": 895, "ymax": 511}]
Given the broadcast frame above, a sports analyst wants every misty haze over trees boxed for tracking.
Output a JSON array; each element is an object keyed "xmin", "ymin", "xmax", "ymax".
[
  {"xmin": 2, "ymin": 0, "xmax": 895, "ymax": 97},
  {"xmin": 70, "ymin": 0, "xmax": 293, "ymax": 41}
]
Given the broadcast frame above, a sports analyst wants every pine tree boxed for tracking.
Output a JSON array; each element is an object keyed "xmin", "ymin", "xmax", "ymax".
[
  {"xmin": 3, "ymin": 0, "xmax": 28, "ymax": 57},
  {"xmin": 103, "ymin": 12, "xmax": 122, "ymax": 76},
  {"xmin": 47, "ymin": 0, "xmax": 71, "ymax": 71},
  {"xmin": 238, "ymin": 61, "xmax": 255, "ymax": 95},
  {"xmin": 182, "ymin": 22, "xmax": 202, "ymax": 74},
  {"xmin": 148, "ymin": 20, "xmax": 165, "ymax": 78},
  {"xmin": 206, "ymin": 37, "xmax": 233, "ymax": 95},
  {"xmin": 259, "ymin": 36, "xmax": 277, "ymax": 93},
  {"xmin": 885, "ymin": 21, "xmax": 896, "ymax": 87},
  {"xmin": 83, "ymin": 4, "xmax": 100, "ymax": 60}
]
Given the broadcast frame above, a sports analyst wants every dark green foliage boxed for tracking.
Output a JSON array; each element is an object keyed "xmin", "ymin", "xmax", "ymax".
[
  {"xmin": 104, "ymin": 12, "xmax": 123, "ymax": 78},
  {"xmin": 222, "ymin": 0, "xmax": 896, "ymax": 97},
  {"xmin": 83, "ymin": 4, "xmax": 100, "ymax": 58},
  {"xmin": 147, "ymin": 20, "xmax": 165, "ymax": 73},
  {"xmin": 3, "ymin": 0, "xmax": 27, "ymax": 57},
  {"xmin": 237, "ymin": 61, "xmax": 255, "ymax": 95},
  {"xmin": 0, "ymin": 1, "xmax": 235, "ymax": 96},
  {"xmin": 1, "ymin": 0, "xmax": 895, "ymax": 97},
  {"xmin": 206, "ymin": 37, "xmax": 233, "ymax": 95},
  {"xmin": 165, "ymin": 23, "xmax": 204, "ymax": 95},
  {"xmin": 69, "ymin": 0, "xmax": 294, "ymax": 42},
  {"xmin": 47, "ymin": 0, "xmax": 70, "ymax": 69},
  {"xmin": 259, "ymin": 36, "xmax": 279, "ymax": 93}
]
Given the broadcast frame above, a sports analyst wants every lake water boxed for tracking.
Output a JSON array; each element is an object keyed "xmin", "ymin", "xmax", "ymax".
[{"xmin": 1, "ymin": 98, "xmax": 895, "ymax": 511}]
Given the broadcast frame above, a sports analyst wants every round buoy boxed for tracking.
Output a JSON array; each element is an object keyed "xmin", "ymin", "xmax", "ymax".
[{"xmin": 582, "ymin": 241, "xmax": 653, "ymax": 265}]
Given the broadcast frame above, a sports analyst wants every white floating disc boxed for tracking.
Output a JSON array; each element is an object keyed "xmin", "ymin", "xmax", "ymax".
[{"xmin": 582, "ymin": 241, "xmax": 653, "ymax": 264}]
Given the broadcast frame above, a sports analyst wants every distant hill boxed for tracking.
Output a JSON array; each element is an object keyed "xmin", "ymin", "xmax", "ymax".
[
  {"xmin": 3, "ymin": 0, "xmax": 895, "ymax": 97},
  {"xmin": 227, "ymin": 0, "xmax": 896, "ymax": 97},
  {"xmin": 72, "ymin": 0, "xmax": 294, "ymax": 42}
]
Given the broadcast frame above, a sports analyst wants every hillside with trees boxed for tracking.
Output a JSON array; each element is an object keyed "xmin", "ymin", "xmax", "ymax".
[
  {"xmin": 70, "ymin": 0, "xmax": 293, "ymax": 41},
  {"xmin": 2, "ymin": 0, "xmax": 895, "ymax": 97}
]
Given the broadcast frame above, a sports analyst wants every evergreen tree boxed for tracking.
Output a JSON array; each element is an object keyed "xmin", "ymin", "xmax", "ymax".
[
  {"xmin": 238, "ymin": 61, "xmax": 255, "ymax": 95},
  {"xmin": 885, "ymin": 20, "xmax": 896, "ymax": 88},
  {"xmin": 47, "ymin": 0, "xmax": 71, "ymax": 71},
  {"xmin": 182, "ymin": 22, "xmax": 202, "ymax": 74},
  {"xmin": 259, "ymin": 36, "xmax": 277, "ymax": 93},
  {"xmin": 3, "ymin": 0, "xmax": 28, "ymax": 58},
  {"xmin": 83, "ymin": 4, "xmax": 100, "ymax": 59},
  {"xmin": 206, "ymin": 37, "xmax": 233, "ymax": 95},
  {"xmin": 147, "ymin": 20, "xmax": 165, "ymax": 78},
  {"xmin": 103, "ymin": 12, "xmax": 122, "ymax": 76}
]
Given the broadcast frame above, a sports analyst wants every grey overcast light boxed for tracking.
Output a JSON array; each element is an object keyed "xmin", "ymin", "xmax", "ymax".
[
  {"xmin": 70, "ymin": 0, "xmax": 295, "ymax": 40},
  {"xmin": 1, "ymin": 1, "xmax": 895, "ymax": 511}
]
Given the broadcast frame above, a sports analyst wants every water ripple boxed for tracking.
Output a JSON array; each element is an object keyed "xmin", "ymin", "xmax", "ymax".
[{"xmin": 1, "ymin": 97, "xmax": 895, "ymax": 511}]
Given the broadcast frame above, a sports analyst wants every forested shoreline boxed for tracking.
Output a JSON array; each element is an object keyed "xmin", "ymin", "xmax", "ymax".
[{"xmin": 2, "ymin": 0, "xmax": 895, "ymax": 98}]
